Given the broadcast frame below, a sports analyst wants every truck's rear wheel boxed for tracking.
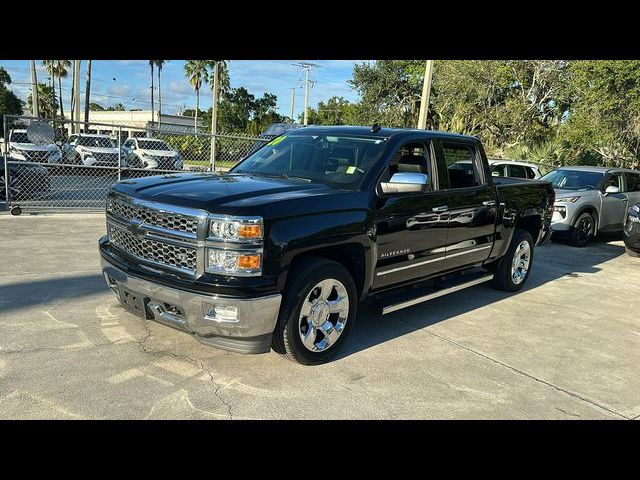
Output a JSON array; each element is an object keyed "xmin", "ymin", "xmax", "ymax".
[
  {"xmin": 491, "ymin": 229, "xmax": 534, "ymax": 292},
  {"xmin": 272, "ymin": 258, "xmax": 357, "ymax": 365}
]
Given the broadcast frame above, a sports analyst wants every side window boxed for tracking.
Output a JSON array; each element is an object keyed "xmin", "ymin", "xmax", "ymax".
[
  {"xmin": 603, "ymin": 173, "xmax": 623, "ymax": 192},
  {"xmin": 491, "ymin": 164, "xmax": 507, "ymax": 177},
  {"xmin": 443, "ymin": 143, "xmax": 483, "ymax": 189},
  {"xmin": 625, "ymin": 173, "xmax": 640, "ymax": 192},
  {"xmin": 509, "ymin": 164, "xmax": 527, "ymax": 178},
  {"xmin": 382, "ymin": 141, "xmax": 432, "ymax": 191},
  {"xmin": 526, "ymin": 167, "xmax": 537, "ymax": 179}
]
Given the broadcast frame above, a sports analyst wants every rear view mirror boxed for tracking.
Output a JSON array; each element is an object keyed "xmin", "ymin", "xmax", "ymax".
[
  {"xmin": 604, "ymin": 185, "xmax": 620, "ymax": 195},
  {"xmin": 380, "ymin": 172, "xmax": 429, "ymax": 194}
]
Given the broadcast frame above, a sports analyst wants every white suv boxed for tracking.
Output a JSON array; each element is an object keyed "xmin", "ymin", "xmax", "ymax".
[
  {"xmin": 7, "ymin": 129, "xmax": 62, "ymax": 164},
  {"xmin": 62, "ymin": 134, "xmax": 125, "ymax": 167},
  {"xmin": 123, "ymin": 137, "xmax": 183, "ymax": 170},
  {"xmin": 487, "ymin": 159, "xmax": 542, "ymax": 180}
]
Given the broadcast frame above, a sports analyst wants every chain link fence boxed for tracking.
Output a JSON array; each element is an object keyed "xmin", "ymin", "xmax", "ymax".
[{"xmin": 2, "ymin": 115, "xmax": 272, "ymax": 213}]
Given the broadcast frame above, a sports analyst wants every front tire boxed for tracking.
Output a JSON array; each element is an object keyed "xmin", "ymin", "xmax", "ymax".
[
  {"xmin": 491, "ymin": 229, "xmax": 534, "ymax": 292},
  {"xmin": 569, "ymin": 211, "xmax": 595, "ymax": 247},
  {"xmin": 272, "ymin": 258, "xmax": 357, "ymax": 365}
]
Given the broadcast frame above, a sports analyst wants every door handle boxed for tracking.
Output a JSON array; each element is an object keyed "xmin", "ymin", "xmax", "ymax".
[
  {"xmin": 432, "ymin": 206, "xmax": 448, "ymax": 213},
  {"xmin": 483, "ymin": 200, "xmax": 496, "ymax": 206}
]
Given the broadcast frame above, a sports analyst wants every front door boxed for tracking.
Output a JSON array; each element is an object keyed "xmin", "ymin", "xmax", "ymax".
[
  {"xmin": 436, "ymin": 140, "xmax": 497, "ymax": 271},
  {"xmin": 372, "ymin": 140, "xmax": 449, "ymax": 290},
  {"xmin": 600, "ymin": 172, "xmax": 628, "ymax": 229}
]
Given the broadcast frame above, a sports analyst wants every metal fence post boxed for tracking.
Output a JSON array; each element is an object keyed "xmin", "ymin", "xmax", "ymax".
[
  {"xmin": 211, "ymin": 133, "xmax": 216, "ymax": 172},
  {"xmin": 117, "ymin": 125, "xmax": 122, "ymax": 181},
  {"xmin": 3, "ymin": 115, "xmax": 10, "ymax": 207}
]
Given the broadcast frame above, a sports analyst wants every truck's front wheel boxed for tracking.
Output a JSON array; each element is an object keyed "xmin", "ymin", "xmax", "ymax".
[{"xmin": 272, "ymin": 258, "xmax": 357, "ymax": 365}]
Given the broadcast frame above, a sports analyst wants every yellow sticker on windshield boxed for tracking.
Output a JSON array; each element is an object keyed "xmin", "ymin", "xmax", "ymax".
[
  {"xmin": 346, "ymin": 166, "xmax": 356, "ymax": 174},
  {"xmin": 267, "ymin": 136, "xmax": 286, "ymax": 146}
]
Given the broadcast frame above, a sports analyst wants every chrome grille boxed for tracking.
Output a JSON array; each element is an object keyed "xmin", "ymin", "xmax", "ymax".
[
  {"xmin": 107, "ymin": 196, "xmax": 199, "ymax": 234},
  {"xmin": 94, "ymin": 152, "xmax": 119, "ymax": 165},
  {"xmin": 109, "ymin": 224, "xmax": 197, "ymax": 272}
]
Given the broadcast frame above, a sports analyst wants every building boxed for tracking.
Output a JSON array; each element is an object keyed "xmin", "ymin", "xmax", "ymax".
[{"xmin": 71, "ymin": 110, "xmax": 206, "ymax": 139}]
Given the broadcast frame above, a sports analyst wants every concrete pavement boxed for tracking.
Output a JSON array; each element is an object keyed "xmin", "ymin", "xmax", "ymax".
[{"xmin": 1, "ymin": 214, "xmax": 639, "ymax": 419}]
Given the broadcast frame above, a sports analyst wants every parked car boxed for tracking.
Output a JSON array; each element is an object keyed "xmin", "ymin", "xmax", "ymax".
[
  {"xmin": 541, "ymin": 166, "xmax": 640, "ymax": 247},
  {"xmin": 451, "ymin": 158, "xmax": 542, "ymax": 180},
  {"xmin": 6, "ymin": 129, "xmax": 62, "ymax": 164},
  {"xmin": 62, "ymin": 134, "xmax": 126, "ymax": 167},
  {"xmin": 99, "ymin": 126, "xmax": 554, "ymax": 365},
  {"xmin": 0, "ymin": 156, "xmax": 51, "ymax": 201},
  {"xmin": 488, "ymin": 159, "xmax": 542, "ymax": 179},
  {"xmin": 123, "ymin": 137, "xmax": 182, "ymax": 170},
  {"xmin": 623, "ymin": 203, "xmax": 640, "ymax": 257}
]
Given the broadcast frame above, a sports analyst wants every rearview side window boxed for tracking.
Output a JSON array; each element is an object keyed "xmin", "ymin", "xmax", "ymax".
[
  {"xmin": 442, "ymin": 143, "xmax": 483, "ymax": 189},
  {"xmin": 509, "ymin": 164, "xmax": 527, "ymax": 178},
  {"xmin": 625, "ymin": 172, "xmax": 640, "ymax": 192}
]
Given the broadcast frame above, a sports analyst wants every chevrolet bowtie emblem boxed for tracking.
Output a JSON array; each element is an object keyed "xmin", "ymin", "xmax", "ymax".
[{"xmin": 127, "ymin": 219, "xmax": 146, "ymax": 237}]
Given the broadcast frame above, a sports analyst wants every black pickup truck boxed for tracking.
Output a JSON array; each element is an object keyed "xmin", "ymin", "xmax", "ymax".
[{"xmin": 99, "ymin": 126, "xmax": 554, "ymax": 365}]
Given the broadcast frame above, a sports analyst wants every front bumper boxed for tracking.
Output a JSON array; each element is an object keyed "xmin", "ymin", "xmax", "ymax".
[
  {"xmin": 550, "ymin": 203, "xmax": 577, "ymax": 232},
  {"xmin": 624, "ymin": 220, "xmax": 640, "ymax": 252},
  {"xmin": 101, "ymin": 257, "xmax": 281, "ymax": 354}
]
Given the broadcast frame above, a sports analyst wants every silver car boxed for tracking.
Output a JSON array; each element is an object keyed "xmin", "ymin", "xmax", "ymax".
[{"xmin": 541, "ymin": 166, "xmax": 640, "ymax": 246}]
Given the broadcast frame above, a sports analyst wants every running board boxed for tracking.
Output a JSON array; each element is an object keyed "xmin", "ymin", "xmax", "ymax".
[{"xmin": 379, "ymin": 273, "xmax": 494, "ymax": 315}]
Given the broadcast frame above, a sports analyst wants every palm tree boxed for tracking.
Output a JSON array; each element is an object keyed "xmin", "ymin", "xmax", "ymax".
[
  {"xmin": 154, "ymin": 60, "xmax": 166, "ymax": 129},
  {"xmin": 149, "ymin": 60, "xmax": 155, "ymax": 125},
  {"xmin": 208, "ymin": 60, "xmax": 229, "ymax": 132},
  {"xmin": 49, "ymin": 60, "xmax": 70, "ymax": 119},
  {"xmin": 41, "ymin": 60, "xmax": 58, "ymax": 118},
  {"xmin": 184, "ymin": 60, "xmax": 210, "ymax": 133}
]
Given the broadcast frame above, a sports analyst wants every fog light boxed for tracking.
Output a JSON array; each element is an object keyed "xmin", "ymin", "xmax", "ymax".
[{"xmin": 203, "ymin": 303, "xmax": 239, "ymax": 323}]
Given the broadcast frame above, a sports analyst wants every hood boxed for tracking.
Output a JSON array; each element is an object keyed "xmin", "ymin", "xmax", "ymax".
[
  {"xmin": 12, "ymin": 143, "xmax": 57, "ymax": 151},
  {"xmin": 112, "ymin": 172, "xmax": 343, "ymax": 213},
  {"xmin": 140, "ymin": 149, "xmax": 178, "ymax": 157},
  {"xmin": 554, "ymin": 187, "xmax": 599, "ymax": 199},
  {"xmin": 77, "ymin": 146, "xmax": 119, "ymax": 154}
]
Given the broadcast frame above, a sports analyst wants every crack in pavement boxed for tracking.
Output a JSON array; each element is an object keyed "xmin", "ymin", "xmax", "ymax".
[
  {"xmin": 398, "ymin": 319, "xmax": 630, "ymax": 420},
  {"xmin": 555, "ymin": 407, "xmax": 580, "ymax": 418},
  {"xmin": 137, "ymin": 320, "xmax": 234, "ymax": 419}
]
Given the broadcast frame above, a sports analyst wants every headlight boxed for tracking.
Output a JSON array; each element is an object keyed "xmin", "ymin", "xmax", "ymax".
[
  {"xmin": 553, "ymin": 205, "xmax": 567, "ymax": 218},
  {"xmin": 555, "ymin": 196, "xmax": 580, "ymax": 203},
  {"xmin": 206, "ymin": 248, "xmax": 262, "ymax": 276},
  {"xmin": 628, "ymin": 215, "xmax": 640, "ymax": 224},
  {"xmin": 208, "ymin": 216, "xmax": 262, "ymax": 242}
]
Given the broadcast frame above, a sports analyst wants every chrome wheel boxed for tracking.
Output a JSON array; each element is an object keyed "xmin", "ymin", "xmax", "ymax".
[
  {"xmin": 298, "ymin": 278, "xmax": 349, "ymax": 352},
  {"xmin": 511, "ymin": 240, "xmax": 531, "ymax": 285},
  {"xmin": 0, "ymin": 174, "xmax": 21, "ymax": 201}
]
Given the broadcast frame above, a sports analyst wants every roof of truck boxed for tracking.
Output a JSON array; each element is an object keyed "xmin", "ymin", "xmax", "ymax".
[{"xmin": 288, "ymin": 125, "xmax": 477, "ymax": 141}]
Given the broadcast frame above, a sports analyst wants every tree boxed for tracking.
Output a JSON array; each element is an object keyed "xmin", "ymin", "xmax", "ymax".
[
  {"xmin": 27, "ymin": 83, "xmax": 57, "ymax": 120},
  {"xmin": 184, "ymin": 60, "xmax": 210, "ymax": 132},
  {"xmin": 45, "ymin": 60, "xmax": 71, "ymax": 119},
  {"xmin": 106, "ymin": 103, "xmax": 125, "ymax": 111},
  {"xmin": 89, "ymin": 102, "xmax": 105, "ymax": 111},
  {"xmin": 0, "ymin": 67, "xmax": 24, "ymax": 136},
  {"xmin": 302, "ymin": 96, "xmax": 352, "ymax": 125}
]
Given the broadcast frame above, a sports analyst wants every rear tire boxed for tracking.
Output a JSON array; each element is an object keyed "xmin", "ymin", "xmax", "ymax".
[
  {"xmin": 272, "ymin": 257, "xmax": 357, "ymax": 365},
  {"xmin": 491, "ymin": 229, "xmax": 534, "ymax": 292},
  {"xmin": 626, "ymin": 247, "xmax": 640, "ymax": 258},
  {"xmin": 569, "ymin": 211, "xmax": 595, "ymax": 247}
]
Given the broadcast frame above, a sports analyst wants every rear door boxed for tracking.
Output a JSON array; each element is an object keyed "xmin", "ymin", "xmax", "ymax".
[
  {"xmin": 624, "ymin": 172, "xmax": 640, "ymax": 208},
  {"xmin": 600, "ymin": 172, "xmax": 628, "ymax": 228},
  {"xmin": 372, "ymin": 139, "xmax": 449, "ymax": 289},
  {"xmin": 436, "ymin": 139, "xmax": 498, "ymax": 272}
]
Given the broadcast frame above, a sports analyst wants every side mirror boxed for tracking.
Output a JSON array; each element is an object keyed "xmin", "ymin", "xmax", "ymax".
[
  {"xmin": 380, "ymin": 172, "xmax": 429, "ymax": 194},
  {"xmin": 491, "ymin": 171, "xmax": 500, "ymax": 177},
  {"xmin": 604, "ymin": 185, "xmax": 620, "ymax": 195}
]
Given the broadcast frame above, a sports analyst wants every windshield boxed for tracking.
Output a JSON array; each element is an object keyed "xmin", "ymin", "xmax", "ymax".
[
  {"xmin": 137, "ymin": 139, "xmax": 171, "ymax": 151},
  {"xmin": 230, "ymin": 133, "xmax": 388, "ymax": 189},
  {"xmin": 10, "ymin": 132, "xmax": 30, "ymax": 143},
  {"xmin": 77, "ymin": 136, "xmax": 114, "ymax": 148},
  {"xmin": 540, "ymin": 169, "xmax": 605, "ymax": 190}
]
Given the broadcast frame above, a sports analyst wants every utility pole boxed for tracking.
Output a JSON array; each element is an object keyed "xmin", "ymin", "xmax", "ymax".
[
  {"xmin": 292, "ymin": 62, "xmax": 320, "ymax": 126},
  {"xmin": 71, "ymin": 60, "xmax": 81, "ymax": 133},
  {"xmin": 30, "ymin": 60, "xmax": 39, "ymax": 117},
  {"xmin": 84, "ymin": 60, "xmax": 92, "ymax": 128},
  {"xmin": 417, "ymin": 60, "xmax": 434, "ymax": 130},
  {"xmin": 290, "ymin": 87, "xmax": 295, "ymax": 123},
  {"xmin": 210, "ymin": 62, "xmax": 219, "ymax": 171}
]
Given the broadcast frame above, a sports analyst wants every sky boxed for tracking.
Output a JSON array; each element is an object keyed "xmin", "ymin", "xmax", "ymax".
[{"xmin": 0, "ymin": 60, "xmax": 369, "ymax": 120}]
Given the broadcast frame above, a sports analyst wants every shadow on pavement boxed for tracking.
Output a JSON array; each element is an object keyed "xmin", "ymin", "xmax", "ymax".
[
  {"xmin": 336, "ymin": 237, "xmax": 627, "ymax": 360},
  {"xmin": 0, "ymin": 273, "xmax": 107, "ymax": 315}
]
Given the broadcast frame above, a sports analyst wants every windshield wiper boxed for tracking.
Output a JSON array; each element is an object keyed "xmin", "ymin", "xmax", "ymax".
[{"xmin": 243, "ymin": 171, "xmax": 312, "ymax": 183}]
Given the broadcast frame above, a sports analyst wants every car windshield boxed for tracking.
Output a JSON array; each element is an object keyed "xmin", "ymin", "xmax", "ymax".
[
  {"xmin": 77, "ymin": 136, "xmax": 114, "ymax": 148},
  {"xmin": 137, "ymin": 140, "xmax": 171, "ymax": 151},
  {"xmin": 230, "ymin": 133, "xmax": 388, "ymax": 189},
  {"xmin": 540, "ymin": 169, "xmax": 605, "ymax": 190},
  {"xmin": 10, "ymin": 132, "xmax": 30, "ymax": 143}
]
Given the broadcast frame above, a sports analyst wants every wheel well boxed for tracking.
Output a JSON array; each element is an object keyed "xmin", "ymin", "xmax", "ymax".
[
  {"xmin": 287, "ymin": 244, "xmax": 366, "ymax": 299},
  {"xmin": 574, "ymin": 206, "xmax": 599, "ymax": 231},
  {"xmin": 516, "ymin": 215, "xmax": 542, "ymax": 242}
]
